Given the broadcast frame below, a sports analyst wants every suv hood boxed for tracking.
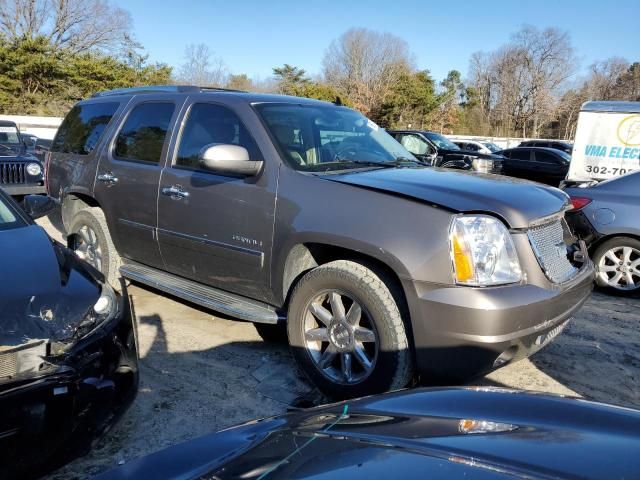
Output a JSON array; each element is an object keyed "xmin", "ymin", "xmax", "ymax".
[{"xmin": 327, "ymin": 167, "xmax": 570, "ymax": 228}]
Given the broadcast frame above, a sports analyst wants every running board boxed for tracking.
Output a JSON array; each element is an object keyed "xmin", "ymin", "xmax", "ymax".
[{"xmin": 119, "ymin": 263, "xmax": 282, "ymax": 324}]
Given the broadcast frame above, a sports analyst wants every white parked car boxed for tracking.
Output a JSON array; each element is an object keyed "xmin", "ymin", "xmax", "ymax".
[{"xmin": 453, "ymin": 139, "xmax": 502, "ymax": 155}]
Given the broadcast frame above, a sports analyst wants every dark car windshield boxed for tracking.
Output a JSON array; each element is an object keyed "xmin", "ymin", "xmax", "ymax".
[
  {"xmin": 423, "ymin": 131, "xmax": 460, "ymax": 150},
  {"xmin": 557, "ymin": 150, "xmax": 572, "ymax": 162},
  {"xmin": 0, "ymin": 124, "xmax": 23, "ymax": 155},
  {"xmin": 0, "ymin": 194, "xmax": 25, "ymax": 230},
  {"xmin": 482, "ymin": 142, "xmax": 501, "ymax": 153},
  {"xmin": 254, "ymin": 103, "xmax": 417, "ymax": 172}
]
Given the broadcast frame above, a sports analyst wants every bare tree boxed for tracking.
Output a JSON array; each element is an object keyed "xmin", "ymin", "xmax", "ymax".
[
  {"xmin": 177, "ymin": 43, "xmax": 228, "ymax": 87},
  {"xmin": 322, "ymin": 28, "xmax": 413, "ymax": 115},
  {"xmin": 467, "ymin": 26, "xmax": 576, "ymax": 137},
  {"xmin": 0, "ymin": 0, "xmax": 132, "ymax": 53}
]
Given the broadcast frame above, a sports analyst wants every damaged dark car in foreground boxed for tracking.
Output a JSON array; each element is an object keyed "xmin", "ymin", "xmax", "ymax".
[
  {"xmin": 0, "ymin": 191, "xmax": 138, "ymax": 479},
  {"xmin": 95, "ymin": 387, "xmax": 640, "ymax": 480}
]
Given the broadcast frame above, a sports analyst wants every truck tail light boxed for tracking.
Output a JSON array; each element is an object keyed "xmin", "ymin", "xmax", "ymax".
[{"xmin": 569, "ymin": 196, "xmax": 592, "ymax": 210}]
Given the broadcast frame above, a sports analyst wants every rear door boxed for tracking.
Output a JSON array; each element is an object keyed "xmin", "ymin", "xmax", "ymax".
[
  {"xmin": 94, "ymin": 95, "xmax": 186, "ymax": 269},
  {"xmin": 156, "ymin": 99, "xmax": 276, "ymax": 301}
]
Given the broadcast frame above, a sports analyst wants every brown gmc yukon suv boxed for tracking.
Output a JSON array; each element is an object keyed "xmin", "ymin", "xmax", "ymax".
[{"xmin": 47, "ymin": 86, "xmax": 594, "ymax": 398}]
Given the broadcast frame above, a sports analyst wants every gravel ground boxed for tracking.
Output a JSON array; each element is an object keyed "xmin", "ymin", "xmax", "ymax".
[{"xmin": 36, "ymin": 213, "xmax": 639, "ymax": 479}]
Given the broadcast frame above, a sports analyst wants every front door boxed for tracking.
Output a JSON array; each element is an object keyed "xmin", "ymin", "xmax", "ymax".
[
  {"xmin": 94, "ymin": 96, "xmax": 185, "ymax": 269},
  {"xmin": 157, "ymin": 100, "xmax": 276, "ymax": 301}
]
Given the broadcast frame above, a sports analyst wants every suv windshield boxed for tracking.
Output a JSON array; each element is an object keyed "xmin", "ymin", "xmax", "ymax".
[
  {"xmin": 254, "ymin": 103, "xmax": 417, "ymax": 172},
  {"xmin": 0, "ymin": 194, "xmax": 25, "ymax": 230},
  {"xmin": 424, "ymin": 132, "xmax": 460, "ymax": 150},
  {"xmin": 482, "ymin": 142, "xmax": 501, "ymax": 152},
  {"xmin": 0, "ymin": 123, "xmax": 23, "ymax": 155}
]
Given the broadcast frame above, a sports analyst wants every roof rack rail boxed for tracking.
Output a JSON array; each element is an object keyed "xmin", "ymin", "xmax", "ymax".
[{"xmin": 91, "ymin": 85, "xmax": 246, "ymax": 98}]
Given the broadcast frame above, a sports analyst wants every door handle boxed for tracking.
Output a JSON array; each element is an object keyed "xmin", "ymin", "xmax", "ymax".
[
  {"xmin": 97, "ymin": 172, "xmax": 118, "ymax": 185},
  {"xmin": 161, "ymin": 185, "xmax": 190, "ymax": 200}
]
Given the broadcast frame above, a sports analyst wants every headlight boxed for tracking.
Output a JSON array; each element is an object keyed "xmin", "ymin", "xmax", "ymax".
[
  {"xmin": 449, "ymin": 215, "xmax": 522, "ymax": 286},
  {"xmin": 92, "ymin": 282, "xmax": 118, "ymax": 321},
  {"xmin": 471, "ymin": 158, "xmax": 493, "ymax": 173},
  {"xmin": 26, "ymin": 162, "xmax": 42, "ymax": 176}
]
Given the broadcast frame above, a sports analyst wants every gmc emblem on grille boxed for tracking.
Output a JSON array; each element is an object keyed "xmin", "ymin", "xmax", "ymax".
[{"xmin": 554, "ymin": 241, "xmax": 566, "ymax": 257}]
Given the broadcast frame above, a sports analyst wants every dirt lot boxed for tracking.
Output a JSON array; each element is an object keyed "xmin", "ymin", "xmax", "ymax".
[{"xmin": 37, "ymin": 213, "xmax": 639, "ymax": 479}]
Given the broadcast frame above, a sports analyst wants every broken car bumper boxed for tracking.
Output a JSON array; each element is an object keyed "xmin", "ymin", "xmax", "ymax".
[{"xmin": 0, "ymin": 293, "xmax": 139, "ymax": 479}]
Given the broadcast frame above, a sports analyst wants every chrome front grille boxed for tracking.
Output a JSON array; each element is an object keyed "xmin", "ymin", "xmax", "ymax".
[
  {"xmin": 527, "ymin": 218, "xmax": 577, "ymax": 283},
  {"xmin": 0, "ymin": 350, "xmax": 18, "ymax": 379},
  {"xmin": 0, "ymin": 162, "xmax": 27, "ymax": 184}
]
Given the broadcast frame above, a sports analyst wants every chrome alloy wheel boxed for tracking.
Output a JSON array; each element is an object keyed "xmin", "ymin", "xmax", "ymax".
[
  {"xmin": 597, "ymin": 246, "xmax": 640, "ymax": 291},
  {"xmin": 74, "ymin": 225, "xmax": 103, "ymax": 272},
  {"xmin": 303, "ymin": 290, "xmax": 378, "ymax": 384}
]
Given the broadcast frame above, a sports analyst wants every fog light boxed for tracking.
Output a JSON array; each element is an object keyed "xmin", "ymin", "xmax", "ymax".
[{"xmin": 493, "ymin": 346, "xmax": 517, "ymax": 368}]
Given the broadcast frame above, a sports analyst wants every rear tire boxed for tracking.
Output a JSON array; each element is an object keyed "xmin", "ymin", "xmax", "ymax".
[
  {"xmin": 592, "ymin": 237, "xmax": 640, "ymax": 294},
  {"xmin": 287, "ymin": 260, "xmax": 414, "ymax": 399},
  {"xmin": 68, "ymin": 207, "xmax": 122, "ymax": 290}
]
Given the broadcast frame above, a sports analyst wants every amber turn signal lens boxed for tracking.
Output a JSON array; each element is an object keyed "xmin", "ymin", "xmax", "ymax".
[{"xmin": 452, "ymin": 233, "xmax": 474, "ymax": 282}]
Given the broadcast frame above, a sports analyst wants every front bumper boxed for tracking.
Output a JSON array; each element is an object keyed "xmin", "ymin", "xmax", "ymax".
[
  {"xmin": 0, "ymin": 293, "xmax": 138, "ymax": 479},
  {"xmin": 1, "ymin": 183, "xmax": 46, "ymax": 196},
  {"xmin": 404, "ymin": 261, "xmax": 594, "ymax": 381}
]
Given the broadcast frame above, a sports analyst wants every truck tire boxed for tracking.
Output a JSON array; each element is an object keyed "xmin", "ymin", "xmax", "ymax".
[
  {"xmin": 592, "ymin": 237, "xmax": 640, "ymax": 294},
  {"xmin": 287, "ymin": 260, "xmax": 414, "ymax": 399},
  {"xmin": 68, "ymin": 207, "xmax": 122, "ymax": 290}
]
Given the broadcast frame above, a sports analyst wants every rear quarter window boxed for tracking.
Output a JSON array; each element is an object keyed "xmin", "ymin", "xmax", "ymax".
[{"xmin": 52, "ymin": 102, "xmax": 120, "ymax": 154}]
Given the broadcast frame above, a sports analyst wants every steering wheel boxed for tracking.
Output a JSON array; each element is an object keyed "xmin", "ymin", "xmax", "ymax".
[{"xmin": 333, "ymin": 144, "xmax": 359, "ymax": 162}]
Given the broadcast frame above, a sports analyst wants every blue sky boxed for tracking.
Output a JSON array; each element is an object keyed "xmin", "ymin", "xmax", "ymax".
[{"xmin": 116, "ymin": 0, "xmax": 639, "ymax": 83}]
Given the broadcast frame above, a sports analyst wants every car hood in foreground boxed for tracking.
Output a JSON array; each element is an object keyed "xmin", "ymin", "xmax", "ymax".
[
  {"xmin": 325, "ymin": 167, "xmax": 570, "ymax": 228},
  {"xmin": 94, "ymin": 387, "xmax": 640, "ymax": 480},
  {"xmin": 0, "ymin": 225, "xmax": 100, "ymax": 347}
]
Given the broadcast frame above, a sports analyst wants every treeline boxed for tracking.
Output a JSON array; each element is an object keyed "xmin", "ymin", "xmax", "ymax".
[
  {"xmin": 0, "ymin": 36, "xmax": 172, "ymax": 115},
  {"xmin": 1, "ymin": 0, "xmax": 638, "ymax": 139}
]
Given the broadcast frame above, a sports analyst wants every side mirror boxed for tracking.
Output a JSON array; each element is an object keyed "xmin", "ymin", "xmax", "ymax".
[
  {"xmin": 21, "ymin": 195, "xmax": 56, "ymax": 219},
  {"xmin": 199, "ymin": 144, "xmax": 263, "ymax": 177}
]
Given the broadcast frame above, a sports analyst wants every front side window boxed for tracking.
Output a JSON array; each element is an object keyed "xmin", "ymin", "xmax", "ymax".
[
  {"xmin": 398, "ymin": 134, "xmax": 430, "ymax": 155},
  {"xmin": 0, "ymin": 124, "xmax": 24, "ymax": 156},
  {"xmin": 254, "ymin": 103, "xmax": 416, "ymax": 172},
  {"xmin": 510, "ymin": 150, "xmax": 531, "ymax": 161},
  {"xmin": 176, "ymin": 103, "xmax": 261, "ymax": 170},
  {"xmin": 534, "ymin": 151, "xmax": 559, "ymax": 164},
  {"xmin": 52, "ymin": 102, "xmax": 119, "ymax": 155},
  {"xmin": 114, "ymin": 102, "xmax": 175, "ymax": 163}
]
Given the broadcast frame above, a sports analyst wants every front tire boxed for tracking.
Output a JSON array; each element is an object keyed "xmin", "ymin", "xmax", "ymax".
[
  {"xmin": 69, "ymin": 207, "xmax": 122, "ymax": 289},
  {"xmin": 287, "ymin": 260, "xmax": 414, "ymax": 399},
  {"xmin": 592, "ymin": 237, "xmax": 640, "ymax": 294}
]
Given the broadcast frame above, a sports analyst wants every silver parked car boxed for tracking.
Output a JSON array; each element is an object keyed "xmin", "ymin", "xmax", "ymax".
[{"xmin": 565, "ymin": 171, "xmax": 640, "ymax": 293}]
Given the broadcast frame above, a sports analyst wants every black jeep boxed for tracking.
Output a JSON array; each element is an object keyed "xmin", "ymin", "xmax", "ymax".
[{"xmin": 0, "ymin": 120, "xmax": 46, "ymax": 197}]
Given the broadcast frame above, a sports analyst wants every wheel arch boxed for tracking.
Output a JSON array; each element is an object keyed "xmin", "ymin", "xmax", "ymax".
[
  {"xmin": 61, "ymin": 191, "xmax": 102, "ymax": 242},
  {"xmin": 589, "ymin": 232, "xmax": 640, "ymax": 255},
  {"xmin": 279, "ymin": 242, "xmax": 411, "ymax": 322}
]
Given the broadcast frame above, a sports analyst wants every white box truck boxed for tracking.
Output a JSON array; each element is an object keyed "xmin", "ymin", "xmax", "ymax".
[{"xmin": 567, "ymin": 101, "xmax": 640, "ymax": 183}]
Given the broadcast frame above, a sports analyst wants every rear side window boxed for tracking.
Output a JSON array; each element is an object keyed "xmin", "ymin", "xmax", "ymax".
[
  {"xmin": 114, "ymin": 102, "xmax": 175, "ymax": 163},
  {"xmin": 175, "ymin": 103, "xmax": 261, "ymax": 170},
  {"xmin": 51, "ymin": 102, "xmax": 119, "ymax": 154}
]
